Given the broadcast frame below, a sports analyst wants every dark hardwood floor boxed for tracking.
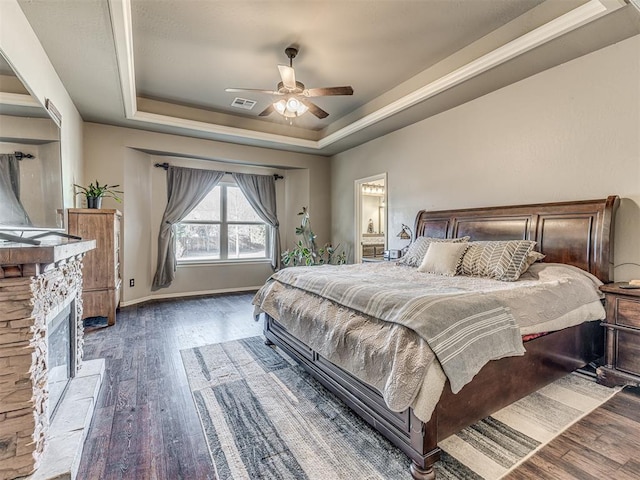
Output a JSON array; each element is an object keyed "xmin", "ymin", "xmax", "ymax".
[
  {"xmin": 77, "ymin": 292, "xmax": 262, "ymax": 480},
  {"xmin": 77, "ymin": 293, "xmax": 640, "ymax": 479},
  {"xmin": 505, "ymin": 386, "xmax": 640, "ymax": 480}
]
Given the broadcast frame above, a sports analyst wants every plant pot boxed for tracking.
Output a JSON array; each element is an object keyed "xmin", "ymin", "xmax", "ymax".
[{"xmin": 87, "ymin": 196, "xmax": 102, "ymax": 209}]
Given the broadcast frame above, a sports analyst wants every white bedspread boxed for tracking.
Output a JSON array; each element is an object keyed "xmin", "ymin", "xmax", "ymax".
[{"xmin": 253, "ymin": 262, "xmax": 605, "ymax": 422}]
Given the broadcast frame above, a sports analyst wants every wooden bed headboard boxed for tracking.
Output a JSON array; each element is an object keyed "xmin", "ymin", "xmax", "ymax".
[{"xmin": 414, "ymin": 196, "xmax": 619, "ymax": 283}]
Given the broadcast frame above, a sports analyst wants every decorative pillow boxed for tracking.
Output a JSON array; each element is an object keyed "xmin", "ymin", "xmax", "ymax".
[
  {"xmin": 459, "ymin": 240, "xmax": 537, "ymax": 281},
  {"xmin": 525, "ymin": 251, "xmax": 546, "ymax": 269},
  {"xmin": 417, "ymin": 242, "xmax": 469, "ymax": 276},
  {"xmin": 397, "ymin": 236, "xmax": 470, "ymax": 267}
]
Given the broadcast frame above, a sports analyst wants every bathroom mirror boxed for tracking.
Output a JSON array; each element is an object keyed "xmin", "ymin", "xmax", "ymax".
[{"xmin": 0, "ymin": 51, "xmax": 64, "ymax": 233}]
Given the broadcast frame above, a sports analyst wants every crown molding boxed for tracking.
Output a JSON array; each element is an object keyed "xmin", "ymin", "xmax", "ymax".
[
  {"xmin": 133, "ymin": 110, "xmax": 318, "ymax": 149},
  {"xmin": 108, "ymin": 0, "xmax": 137, "ymax": 118},
  {"xmin": 318, "ymin": 0, "xmax": 623, "ymax": 149},
  {"xmin": 0, "ymin": 92, "xmax": 41, "ymax": 108},
  {"xmin": 107, "ymin": 0, "xmax": 625, "ymax": 152},
  {"xmin": 627, "ymin": 0, "xmax": 640, "ymax": 12}
]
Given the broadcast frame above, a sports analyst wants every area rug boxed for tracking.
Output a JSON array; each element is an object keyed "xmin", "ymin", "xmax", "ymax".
[{"xmin": 181, "ymin": 337, "xmax": 619, "ymax": 480}]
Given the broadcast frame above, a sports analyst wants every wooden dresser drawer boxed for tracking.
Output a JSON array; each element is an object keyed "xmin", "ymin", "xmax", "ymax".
[
  {"xmin": 362, "ymin": 245, "xmax": 375, "ymax": 257},
  {"xmin": 615, "ymin": 297, "xmax": 640, "ymax": 329},
  {"xmin": 598, "ymin": 284, "xmax": 640, "ymax": 387},
  {"xmin": 363, "ymin": 243, "xmax": 385, "ymax": 258},
  {"xmin": 617, "ymin": 330, "xmax": 640, "ymax": 376}
]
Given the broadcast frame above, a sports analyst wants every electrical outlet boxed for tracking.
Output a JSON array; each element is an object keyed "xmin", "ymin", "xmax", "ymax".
[{"xmin": 129, "ymin": 279, "xmax": 135, "ymax": 287}]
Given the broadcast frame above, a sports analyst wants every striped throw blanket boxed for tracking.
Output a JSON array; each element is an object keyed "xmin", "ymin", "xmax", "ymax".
[{"xmin": 270, "ymin": 265, "xmax": 526, "ymax": 393}]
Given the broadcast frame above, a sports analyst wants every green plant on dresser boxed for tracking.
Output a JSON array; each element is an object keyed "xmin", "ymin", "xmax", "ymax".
[{"xmin": 74, "ymin": 180, "xmax": 123, "ymax": 209}]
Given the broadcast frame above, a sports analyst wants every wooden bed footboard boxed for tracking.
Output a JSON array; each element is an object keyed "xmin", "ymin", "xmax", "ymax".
[{"xmin": 264, "ymin": 314, "xmax": 603, "ymax": 479}]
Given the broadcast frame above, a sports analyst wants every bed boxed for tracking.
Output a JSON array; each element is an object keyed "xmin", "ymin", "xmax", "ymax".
[{"xmin": 255, "ymin": 196, "xmax": 619, "ymax": 479}]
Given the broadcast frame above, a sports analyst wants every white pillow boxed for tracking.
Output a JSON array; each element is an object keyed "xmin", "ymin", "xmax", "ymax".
[
  {"xmin": 397, "ymin": 236, "xmax": 470, "ymax": 267},
  {"xmin": 418, "ymin": 242, "xmax": 469, "ymax": 276}
]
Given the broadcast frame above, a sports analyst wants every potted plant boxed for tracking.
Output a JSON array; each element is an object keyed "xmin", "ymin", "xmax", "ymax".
[
  {"xmin": 281, "ymin": 207, "xmax": 346, "ymax": 266},
  {"xmin": 74, "ymin": 180, "xmax": 123, "ymax": 209}
]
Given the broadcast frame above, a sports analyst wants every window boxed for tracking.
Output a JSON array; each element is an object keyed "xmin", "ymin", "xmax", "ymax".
[{"xmin": 175, "ymin": 182, "xmax": 269, "ymax": 263}]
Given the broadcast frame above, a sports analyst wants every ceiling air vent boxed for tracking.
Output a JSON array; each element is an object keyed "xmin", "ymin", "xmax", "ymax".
[{"xmin": 231, "ymin": 97, "xmax": 257, "ymax": 110}]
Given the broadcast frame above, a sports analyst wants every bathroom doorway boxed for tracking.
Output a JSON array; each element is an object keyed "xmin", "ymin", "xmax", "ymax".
[{"xmin": 354, "ymin": 173, "xmax": 387, "ymax": 263}]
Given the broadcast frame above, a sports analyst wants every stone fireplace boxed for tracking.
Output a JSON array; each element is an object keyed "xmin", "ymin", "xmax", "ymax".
[{"xmin": 0, "ymin": 239, "xmax": 95, "ymax": 479}]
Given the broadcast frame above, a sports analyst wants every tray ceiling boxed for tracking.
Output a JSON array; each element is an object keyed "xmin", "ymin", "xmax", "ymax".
[{"xmin": 8, "ymin": 0, "xmax": 639, "ymax": 155}]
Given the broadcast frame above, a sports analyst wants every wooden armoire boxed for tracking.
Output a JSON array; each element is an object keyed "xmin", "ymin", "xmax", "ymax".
[{"xmin": 67, "ymin": 208, "xmax": 122, "ymax": 325}]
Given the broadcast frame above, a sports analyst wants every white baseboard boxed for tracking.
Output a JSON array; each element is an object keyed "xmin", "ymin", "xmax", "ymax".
[{"xmin": 120, "ymin": 286, "xmax": 261, "ymax": 307}]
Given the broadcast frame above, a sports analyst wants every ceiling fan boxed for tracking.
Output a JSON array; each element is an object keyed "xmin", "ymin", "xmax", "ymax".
[{"xmin": 225, "ymin": 47, "xmax": 354, "ymax": 119}]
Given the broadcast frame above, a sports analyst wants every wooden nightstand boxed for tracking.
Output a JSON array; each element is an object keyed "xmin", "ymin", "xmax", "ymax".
[{"xmin": 597, "ymin": 283, "xmax": 640, "ymax": 387}]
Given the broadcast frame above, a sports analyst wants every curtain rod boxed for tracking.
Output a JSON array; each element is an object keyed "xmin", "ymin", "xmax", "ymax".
[
  {"xmin": 153, "ymin": 162, "xmax": 283, "ymax": 180},
  {"xmin": 13, "ymin": 151, "xmax": 35, "ymax": 160}
]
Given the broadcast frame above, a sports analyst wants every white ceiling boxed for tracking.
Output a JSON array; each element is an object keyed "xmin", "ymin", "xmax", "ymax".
[{"xmin": 7, "ymin": 0, "xmax": 640, "ymax": 156}]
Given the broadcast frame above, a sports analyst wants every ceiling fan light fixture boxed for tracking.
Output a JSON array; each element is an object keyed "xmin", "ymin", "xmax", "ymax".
[
  {"xmin": 274, "ymin": 99, "xmax": 286, "ymax": 115},
  {"xmin": 286, "ymin": 97, "xmax": 300, "ymax": 111},
  {"xmin": 236, "ymin": 47, "xmax": 353, "ymax": 120},
  {"xmin": 273, "ymin": 97, "xmax": 308, "ymax": 118}
]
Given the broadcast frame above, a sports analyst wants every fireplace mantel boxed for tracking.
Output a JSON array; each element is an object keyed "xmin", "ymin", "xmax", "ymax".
[
  {"xmin": 0, "ymin": 239, "xmax": 95, "ymax": 479},
  {"xmin": 0, "ymin": 240, "xmax": 96, "ymax": 278}
]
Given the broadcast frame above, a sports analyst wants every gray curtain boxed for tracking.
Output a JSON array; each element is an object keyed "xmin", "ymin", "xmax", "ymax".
[
  {"xmin": 0, "ymin": 154, "xmax": 31, "ymax": 227},
  {"xmin": 232, "ymin": 172, "xmax": 281, "ymax": 270},
  {"xmin": 152, "ymin": 166, "xmax": 224, "ymax": 290}
]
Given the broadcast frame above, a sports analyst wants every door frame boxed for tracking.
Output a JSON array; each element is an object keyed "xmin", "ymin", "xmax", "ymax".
[{"xmin": 354, "ymin": 173, "xmax": 387, "ymax": 263}]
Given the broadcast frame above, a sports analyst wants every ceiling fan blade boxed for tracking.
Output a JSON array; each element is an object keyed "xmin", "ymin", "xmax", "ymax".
[
  {"xmin": 225, "ymin": 88, "xmax": 282, "ymax": 95},
  {"xmin": 258, "ymin": 104, "xmax": 275, "ymax": 117},
  {"xmin": 304, "ymin": 86, "xmax": 354, "ymax": 97},
  {"xmin": 278, "ymin": 65, "xmax": 297, "ymax": 91},
  {"xmin": 300, "ymin": 98, "xmax": 329, "ymax": 119}
]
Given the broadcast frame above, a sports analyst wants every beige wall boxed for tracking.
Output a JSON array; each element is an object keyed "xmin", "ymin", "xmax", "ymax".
[
  {"xmin": 332, "ymin": 35, "xmax": 640, "ymax": 281},
  {"xmin": 83, "ymin": 123, "xmax": 330, "ymax": 305},
  {"xmin": 0, "ymin": 0, "xmax": 84, "ymax": 209}
]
